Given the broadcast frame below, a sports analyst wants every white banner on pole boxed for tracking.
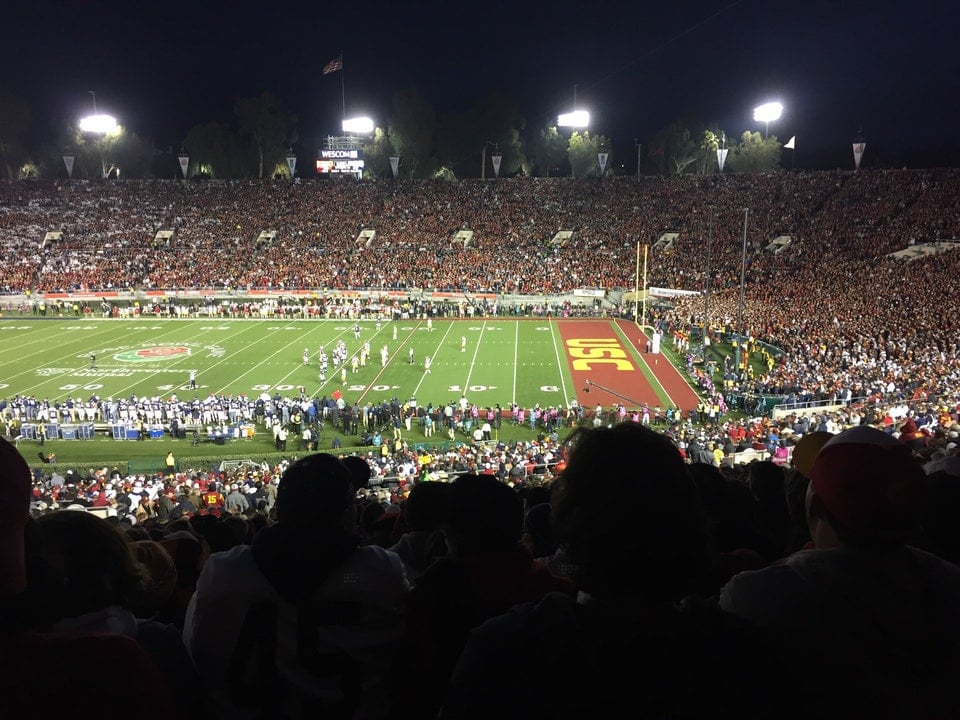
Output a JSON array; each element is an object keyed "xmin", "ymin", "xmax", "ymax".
[
  {"xmin": 178, "ymin": 155, "xmax": 189, "ymax": 179},
  {"xmin": 491, "ymin": 154, "xmax": 502, "ymax": 178},
  {"xmin": 389, "ymin": 156, "xmax": 399, "ymax": 178},
  {"xmin": 63, "ymin": 155, "xmax": 74, "ymax": 178},
  {"xmin": 717, "ymin": 148, "xmax": 728, "ymax": 172},
  {"xmin": 853, "ymin": 142, "xmax": 866, "ymax": 170},
  {"xmin": 598, "ymin": 152, "xmax": 608, "ymax": 176},
  {"xmin": 286, "ymin": 155, "xmax": 297, "ymax": 178}
]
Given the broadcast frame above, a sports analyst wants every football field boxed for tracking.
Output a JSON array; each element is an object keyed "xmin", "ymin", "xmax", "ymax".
[
  {"xmin": 0, "ymin": 315, "xmax": 701, "ymax": 469},
  {"xmin": 0, "ymin": 316, "xmax": 585, "ymax": 409}
]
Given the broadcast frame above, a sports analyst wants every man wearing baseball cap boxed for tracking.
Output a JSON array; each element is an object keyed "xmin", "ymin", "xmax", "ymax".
[{"xmin": 720, "ymin": 426, "xmax": 960, "ymax": 718}]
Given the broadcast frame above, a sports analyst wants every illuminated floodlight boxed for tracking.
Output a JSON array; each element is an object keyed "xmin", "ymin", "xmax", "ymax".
[
  {"xmin": 557, "ymin": 110, "xmax": 590, "ymax": 128},
  {"xmin": 79, "ymin": 114, "xmax": 118, "ymax": 134},
  {"xmin": 342, "ymin": 117, "xmax": 374, "ymax": 134},
  {"xmin": 753, "ymin": 102, "xmax": 783, "ymax": 123}
]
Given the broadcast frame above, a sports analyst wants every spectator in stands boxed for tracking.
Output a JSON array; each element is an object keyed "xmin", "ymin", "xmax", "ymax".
[
  {"xmin": 0, "ymin": 439, "xmax": 182, "ymax": 720},
  {"xmin": 395, "ymin": 473, "xmax": 574, "ymax": 719},
  {"xmin": 747, "ymin": 460, "xmax": 792, "ymax": 560},
  {"xmin": 388, "ymin": 480, "xmax": 451, "ymax": 581},
  {"xmin": 720, "ymin": 426, "xmax": 960, "ymax": 718},
  {"xmin": 443, "ymin": 422, "xmax": 780, "ymax": 719},
  {"xmin": 183, "ymin": 453, "xmax": 408, "ymax": 719},
  {"xmin": 158, "ymin": 528, "xmax": 206, "ymax": 629},
  {"xmin": 224, "ymin": 483, "xmax": 250, "ymax": 515}
]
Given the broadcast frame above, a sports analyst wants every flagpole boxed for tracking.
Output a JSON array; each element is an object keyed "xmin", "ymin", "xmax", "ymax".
[
  {"xmin": 641, "ymin": 244, "xmax": 649, "ymax": 330},
  {"xmin": 702, "ymin": 206, "xmax": 712, "ymax": 358},
  {"xmin": 634, "ymin": 240, "xmax": 640, "ymax": 325},
  {"xmin": 737, "ymin": 208, "xmax": 749, "ymax": 376},
  {"xmin": 340, "ymin": 52, "xmax": 346, "ymax": 124}
]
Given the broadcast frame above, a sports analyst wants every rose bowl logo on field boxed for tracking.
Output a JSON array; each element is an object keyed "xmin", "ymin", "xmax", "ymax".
[{"xmin": 114, "ymin": 346, "xmax": 192, "ymax": 362}]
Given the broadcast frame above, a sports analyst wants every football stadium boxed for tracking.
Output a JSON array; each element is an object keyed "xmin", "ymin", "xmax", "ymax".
[{"xmin": 4, "ymin": 3, "xmax": 960, "ymax": 715}]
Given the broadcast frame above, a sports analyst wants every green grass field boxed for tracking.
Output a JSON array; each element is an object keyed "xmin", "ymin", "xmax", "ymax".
[{"xmin": 2, "ymin": 316, "xmax": 589, "ymax": 473}]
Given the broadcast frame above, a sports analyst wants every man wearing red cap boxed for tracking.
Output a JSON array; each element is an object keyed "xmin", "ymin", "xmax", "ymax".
[{"xmin": 720, "ymin": 425, "xmax": 960, "ymax": 718}]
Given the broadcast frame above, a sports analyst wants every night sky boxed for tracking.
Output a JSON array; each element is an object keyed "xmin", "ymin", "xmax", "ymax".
[{"xmin": 6, "ymin": 0, "xmax": 958, "ymax": 170}]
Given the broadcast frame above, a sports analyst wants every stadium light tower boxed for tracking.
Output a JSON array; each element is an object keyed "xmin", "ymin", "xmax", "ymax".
[
  {"xmin": 79, "ymin": 91, "xmax": 120, "ymax": 178},
  {"xmin": 753, "ymin": 102, "xmax": 783, "ymax": 139},
  {"xmin": 558, "ymin": 83, "xmax": 590, "ymax": 129},
  {"xmin": 342, "ymin": 116, "xmax": 374, "ymax": 135},
  {"xmin": 558, "ymin": 85, "xmax": 590, "ymax": 177},
  {"xmin": 557, "ymin": 110, "xmax": 590, "ymax": 129}
]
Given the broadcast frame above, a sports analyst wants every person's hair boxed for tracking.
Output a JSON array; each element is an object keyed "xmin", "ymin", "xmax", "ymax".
[
  {"xmin": 553, "ymin": 423, "xmax": 709, "ymax": 603},
  {"xmin": 748, "ymin": 461, "xmax": 791, "ymax": 559},
  {"xmin": 221, "ymin": 514, "xmax": 251, "ymax": 545},
  {"xmin": 783, "ymin": 469, "xmax": 812, "ymax": 553},
  {"xmin": 403, "ymin": 481, "xmax": 451, "ymax": 532},
  {"xmin": 520, "ymin": 485, "xmax": 551, "ymax": 511},
  {"xmin": 444, "ymin": 474, "xmax": 523, "ymax": 556},
  {"xmin": 32, "ymin": 510, "xmax": 146, "ymax": 620},
  {"xmin": 688, "ymin": 463, "xmax": 773, "ymax": 559},
  {"xmin": 275, "ymin": 454, "xmax": 354, "ymax": 526},
  {"xmin": 919, "ymin": 470, "xmax": 960, "ymax": 563}
]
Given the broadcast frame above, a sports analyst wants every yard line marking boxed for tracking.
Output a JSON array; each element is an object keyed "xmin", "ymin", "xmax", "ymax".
[
  {"xmin": 512, "ymin": 320, "xmax": 519, "ymax": 403},
  {"xmin": 346, "ymin": 320, "xmax": 424, "ymax": 402},
  {"xmin": 462, "ymin": 320, "xmax": 486, "ymax": 392},
  {"xmin": 548, "ymin": 318, "xmax": 570, "ymax": 404},
  {"xmin": 410, "ymin": 320, "xmax": 455, "ymax": 399},
  {"xmin": 613, "ymin": 321, "xmax": 675, "ymax": 407}
]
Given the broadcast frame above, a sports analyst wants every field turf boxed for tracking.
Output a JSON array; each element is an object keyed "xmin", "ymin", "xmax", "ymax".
[{"xmin": 1, "ymin": 315, "xmax": 699, "ymax": 473}]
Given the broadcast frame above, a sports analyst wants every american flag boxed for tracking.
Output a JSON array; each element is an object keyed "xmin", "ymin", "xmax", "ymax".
[{"xmin": 323, "ymin": 55, "xmax": 343, "ymax": 75}]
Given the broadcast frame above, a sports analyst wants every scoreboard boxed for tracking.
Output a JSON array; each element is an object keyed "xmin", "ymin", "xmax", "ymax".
[{"xmin": 316, "ymin": 148, "xmax": 364, "ymax": 176}]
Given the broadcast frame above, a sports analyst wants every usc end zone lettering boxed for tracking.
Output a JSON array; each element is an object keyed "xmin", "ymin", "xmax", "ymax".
[{"xmin": 566, "ymin": 338, "xmax": 635, "ymax": 371}]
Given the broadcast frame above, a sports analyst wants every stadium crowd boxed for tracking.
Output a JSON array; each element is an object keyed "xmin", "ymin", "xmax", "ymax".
[
  {"xmin": 3, "ymin": 170, "xmax": 960, "ymax": 715},
  {"xmin": 5, "ymin": 407, "xmax": 960, "ymax": 718},
  {"xmin": 2, "ymin": 170, "xmax": 960, "ymax": 417}
]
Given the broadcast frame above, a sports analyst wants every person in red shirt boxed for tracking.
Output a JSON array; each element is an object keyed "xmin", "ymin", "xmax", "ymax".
[{"xmin": 201, "ymin": 483, "xmax": 225, "ymax": 511}]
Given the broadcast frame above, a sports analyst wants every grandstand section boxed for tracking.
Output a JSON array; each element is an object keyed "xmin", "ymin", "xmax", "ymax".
[
  {"xmin": 887, "ymin": 239, "xmax": 958, "ymax": 260},
  {"xmin": 356, "ymin": 227, "xmax": 376, "ymax": 247},
  {"xmin": 154, "ymin": 229, "xmax": 175, "ymax": 247},
  {"xmin": 40, "ymin": 231, "xmax": 62, "ymax": 249},
  {"xmin": 453, "ymin": 229, "xmax": 474, "ymax": 248},
  {"xmin": 254, "ymin": 229, "xmax": 277, "ymax": 249},
  {"xmin": 652, "ymin": 230, "xmax": 679, "ymax": 251},
  {"xmin": 764, "ymin": 234, "xmax": 791, "ymax": 254}
]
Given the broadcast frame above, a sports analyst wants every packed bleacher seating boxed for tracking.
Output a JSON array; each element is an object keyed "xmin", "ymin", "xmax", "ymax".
[
  {"xmin": 4, "ymin": 170, "xmax": 960, "ymax": 433},
  {"xmin": 2, "ymin": 171, "xmax": 958, "ymax": 296}
]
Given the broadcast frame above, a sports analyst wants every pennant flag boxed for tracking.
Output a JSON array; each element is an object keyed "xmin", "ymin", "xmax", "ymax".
[
  {"xmin": 784, "ymin": 136, "xmax": 795, "ymax": 150},
  {"xmin": 323, "ymin": 55, "xmax": 343, "ymax": 75},
  {"xmin": 178, "ymin": 155, "xmax": 189, "ymax": 179},
  {"xmin": 491, "ymin": 154, "xmax": 502, "ymax": 178},
  {"xmin": 389, "ymin": 156, "xmax": 400, "ymax": 178},
  {"xmin": 852, "ymin": 142, "xmax": 866, "ymax": 170},
  {"xmin": 716, "ymin": 148, "xmax": 728, "ymax": 172},
  {"xmin": 597, "ymin": 152, "xmax": 608, "ymax": 175}
]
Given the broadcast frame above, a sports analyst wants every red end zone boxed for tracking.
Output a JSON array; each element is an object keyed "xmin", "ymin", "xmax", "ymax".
[{"xmin": 557, "ymin": 319, "xmax": 701, "ymax": 410}]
